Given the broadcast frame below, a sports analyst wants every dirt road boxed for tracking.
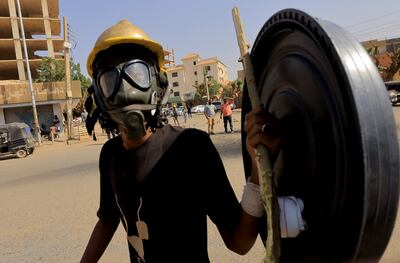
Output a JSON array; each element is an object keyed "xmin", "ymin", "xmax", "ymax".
[{"xmin": 0, "ymin": 108, "xmax": 399, "ymax": 262}]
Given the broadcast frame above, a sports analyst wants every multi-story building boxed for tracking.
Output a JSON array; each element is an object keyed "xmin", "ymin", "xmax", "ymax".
[
  {"xmin": 361, "ymin": 37, "xmax": 400, "ymax": 54},
  {"xmin": 165, "ymin": 53, "xmax": 229, "ymax": 103},
  {"xmin": 0, "ymin": 0, "xmax": 81, "ymax": 129}
]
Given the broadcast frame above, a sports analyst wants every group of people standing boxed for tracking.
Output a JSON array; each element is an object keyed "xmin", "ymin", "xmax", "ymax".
[
  {"xmin": 170, "ymin": 104, "xmax": 192, "ymax": 126},
  {"xmin": 204, "ymin": 97, "xmax": 235, "ymax": 135}
]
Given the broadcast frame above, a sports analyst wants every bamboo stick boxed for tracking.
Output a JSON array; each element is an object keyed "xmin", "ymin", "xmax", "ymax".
[{"xmin": 232, "ymin": 7, "xmax": 281, "ymax": 263}]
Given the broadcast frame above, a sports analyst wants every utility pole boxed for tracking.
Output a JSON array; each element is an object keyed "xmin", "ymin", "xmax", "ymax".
[
  {"xmin": 63, "ymin": 17, "xmax": 74, "ymax": 141},
  {"xmin": 203, "ymin": 67, "xmax": 210, "ymax": 101},
  {"xmin": 15, "ymin": 0, "xmax": 41, "ymax": 144}
]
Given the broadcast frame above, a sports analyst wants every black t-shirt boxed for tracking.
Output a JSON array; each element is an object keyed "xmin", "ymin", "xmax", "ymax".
[{"xmin": 98, "ymin": 126, "xmax": 240, "ymax": 262}]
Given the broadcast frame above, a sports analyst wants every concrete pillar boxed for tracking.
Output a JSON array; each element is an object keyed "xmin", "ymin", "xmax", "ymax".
[
  {"xmin": 0, "ymin": 108, "xmax": 5, "ymax": 125},
  {"xmin": 8, "ymin": 0, "xmax": 26, "ymax": 80},
  {"xmin": 52, "ymin": 103, "xmax": 63, "ymax": 132},
  {"xmin": 41, "ymin": 0, "xmax": 54, "ymax": 58}
]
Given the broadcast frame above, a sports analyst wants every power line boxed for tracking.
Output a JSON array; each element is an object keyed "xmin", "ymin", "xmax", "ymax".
[
  {"xmin": 355, "ymin": 30, "xmax": 400, "ymax": 42},
  {"xmin": 354, "ymin": 28, "xmax": 400, "ymax": 38},
  {"xmin": 355, "ymin": 26, "xmax": 400, "ymax": 37},
  {"xmin": 345, "ymin": 9, "xmax": 400, "ymax": 29},
  {"xmin": 351, "ymin": 18, "xmax": 400, "ymax": 35}
]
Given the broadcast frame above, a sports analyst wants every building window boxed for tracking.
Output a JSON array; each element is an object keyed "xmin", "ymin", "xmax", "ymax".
[
  {"xmin": 206, "ymin": 65, "xmax": 211, "ymax": 71},
  {"xmin": 193, "ymin": 61, "xmax": 197, "ymax": 65},
  {"xmin": 172, "ymin": 72, "xmax": 178, "ymax": 77},
  {"xmin": 173, "ymin": 82, "xmax": 179, "ymax": 87},
  {"xmin": 174, "ymin": 91, "xmax": 180, "ymax": 96},
  {"xmin": 194, "ymin": 71, "xmax": 197, "ymax": 75}
]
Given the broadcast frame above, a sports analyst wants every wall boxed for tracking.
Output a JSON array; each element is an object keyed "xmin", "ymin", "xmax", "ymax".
[
  {"xmin": 0, "ymin": 80, "xmax": 81, "ymax": 105},
  {"xmin": 4, "ymin": 104, "xmax": 54, "ymax": 129},
  {"xmin": 167, "ymin": 68, "xmax": 186, "ymax": 96},
  {"xmin": 182, "ymin": 55, "xmax": 199, "ymax": 94}
]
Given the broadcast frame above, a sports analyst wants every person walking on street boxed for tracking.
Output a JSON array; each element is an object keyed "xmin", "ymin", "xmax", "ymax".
[
  {"xmin": 172, "ymin": 106, "xmax": 180, "ymax": 126},
  {"xmin": 220, "ymin": 97, "xmax": 235, "ymax": 133},
  {"xmin": 187, "ymin": 104, "xmax": 192, "ymax": 118},
  {"xmin": 204, "ymin": 99, "xmax": 216, "ymax": 135}
]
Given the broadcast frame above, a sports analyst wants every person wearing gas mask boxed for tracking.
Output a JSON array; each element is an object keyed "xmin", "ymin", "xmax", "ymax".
[{"xmin": 81, "ymin": 20, "xmax": 305, "ymax": 263}]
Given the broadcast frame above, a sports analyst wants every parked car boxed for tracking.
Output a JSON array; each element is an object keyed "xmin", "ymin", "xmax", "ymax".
[
  {"xmin": 385, "ymin": 81, "xmax": 400, "ymax": 105},
  {"xmin": 192, "ymin": 105, "xmax": 205, "ymax": 113},
  {"xmin": 212, "ymin": 101, "xmax": 222, "ymax": 112},
  {"xmin": 176, "ymin": 106, "xmax": 186, "ymax": 116}
]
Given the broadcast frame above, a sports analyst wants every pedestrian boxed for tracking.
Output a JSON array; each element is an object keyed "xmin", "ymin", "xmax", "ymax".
[
  {"xmin": 81, "ymin": 111, "xmax": 88, "ymax": 122},
  {"xmin": 182, "ymin": 107, "xmax": 187, "ymax": 124},
  {"xmin": 220, "ymin": 97, "xmax": 235, "ymax": 133},
  {"xmin": 187, "ymin": 104, "xmax": 192, "ymax": 118},
  {"xmin": 171, "ymin": 105, "xmax": 180, "ymax": 126},
  {"xmin": 204, "ymin": 99, "xmax": 216, "ymax": 135},
  {"xmin": 53, "ymin": 114, "xmax": 61, "ymax": 133},
  {"xmin": 81, "ymin": 20, "xmax": 302, "ymax": 263}
]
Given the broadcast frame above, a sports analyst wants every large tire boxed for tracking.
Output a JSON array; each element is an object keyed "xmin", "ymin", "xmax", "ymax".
[{"xmin": 242, "ymin": 9, "xmax": 399, "ymax": 263}]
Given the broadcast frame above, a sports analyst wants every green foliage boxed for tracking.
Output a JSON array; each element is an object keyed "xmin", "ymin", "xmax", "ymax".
[
  {"xmin": 193, "ymin": 78, "xmax": 244, "ymax": 106},
  {"xmin": 35, "ymin": 57, "xmax": 92, "ymax": 96},
  {"xmin": 366, "ymin": 46, "xmax": 400, "ymax": 81},
  {"xmin": 35, "ymin": 57, "xmax": 65, "ymax": 82},
  {"xmin": 223, "ymin": 79, "xmax": 243, "ymax": 98},
  {"xmin": 194, "ymin": 78, "xmax": 221, "ymax": 100},
  {"xmin": 70, "ymin": 62, "xmax": 92, "ymax": 96}
]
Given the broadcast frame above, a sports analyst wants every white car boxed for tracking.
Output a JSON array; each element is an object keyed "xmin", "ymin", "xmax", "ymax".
[{"xmin": 191, "ymin": 105, "xmax": 205, "ymax": 113}]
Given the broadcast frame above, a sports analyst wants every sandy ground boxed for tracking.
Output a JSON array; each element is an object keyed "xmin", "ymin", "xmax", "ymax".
[
  {"xmin": 0, "ymin": 108, "xmax": 399, "ymax": 263},
  {"xmin": 0, "ymin": 110, "xmax": 264, "ymax": 263}
]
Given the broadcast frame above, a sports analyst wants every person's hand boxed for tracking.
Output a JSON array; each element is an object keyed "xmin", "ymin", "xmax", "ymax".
[{"xmin": 244, "ymin": 106, "xmax": 283, "ymax": 182}]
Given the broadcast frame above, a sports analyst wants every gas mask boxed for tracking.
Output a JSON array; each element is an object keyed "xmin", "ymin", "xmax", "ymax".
[{"xmin": 92, "ymin": 55, "xmax": 170, "ymax": 140}]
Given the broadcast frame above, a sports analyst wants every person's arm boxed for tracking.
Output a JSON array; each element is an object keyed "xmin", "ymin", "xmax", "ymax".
[
  {"xmin": 81, "ymin": 141, "xmax": 122, "ymax": 262},
  {"xmin": 216, "ymin": 208, "xmax": 260, "ymax": 255},
  {"xmin": 217, "ymin": 106, "xmax": 283, "ymax": 254},
  {"xmin": 80, "ymin": 219, "xmax": 119, "ymax": 262}
]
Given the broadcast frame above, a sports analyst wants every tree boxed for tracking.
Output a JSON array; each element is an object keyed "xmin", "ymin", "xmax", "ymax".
[
  {"xmin": 222, "ymin": 79, "xmax": 243, "ymax": 98},
  {"xmin": 35, "ymin": 57, "xmax": 92, "ymax": 95},
  {"xmin": 70, "ymin": 62, "xmax": 92, "ymax": 96},
  {"xmin": 35, "ymin": 57, "xmax": 65, "ymax": 82},
  {"xmin": 367, "ymin": 46, "xmax": 400, "ymax": 81},
  {"xmin": 194, "ymin": 78, "xmax": 221, "ymax": 103}
]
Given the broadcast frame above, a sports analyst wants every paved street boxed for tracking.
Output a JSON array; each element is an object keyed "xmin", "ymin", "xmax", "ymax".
[{"xmin": 1, "ymin": 108, "xmax": 400, "ymax": 263}]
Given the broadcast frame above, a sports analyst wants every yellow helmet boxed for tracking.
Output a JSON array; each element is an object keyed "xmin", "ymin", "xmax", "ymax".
[{"xmin": 86, "ymin": 20, "xmax": 164, "ymax": 77}]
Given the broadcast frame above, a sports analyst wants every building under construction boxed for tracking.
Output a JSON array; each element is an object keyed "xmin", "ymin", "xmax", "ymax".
[{"xmin": 0, "ymin": 0, "xmax": 81, "ymax": 129}]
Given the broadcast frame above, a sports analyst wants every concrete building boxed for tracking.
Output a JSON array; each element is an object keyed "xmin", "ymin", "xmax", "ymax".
[
  {"xmin": 361, "ymin": 38, "xmax": 400, "ymax": 54},
  {"xmin": 165, "ymin": 53, "xmax": 229, "ymax": 103},
  {"xmin": 0, "ymin": 0, "xmax": 81, "ymax": 129}
]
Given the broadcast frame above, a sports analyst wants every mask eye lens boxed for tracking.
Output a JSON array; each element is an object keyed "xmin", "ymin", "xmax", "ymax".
[
  {"xmin": 125, "ymin": 62, "xmax": 151, "ymax": 89},
  {"xmin": 98, "ymin": 70, "xmax": 119, "ymax": 98}
]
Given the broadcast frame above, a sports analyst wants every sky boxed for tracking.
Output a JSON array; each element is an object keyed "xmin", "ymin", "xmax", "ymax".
[{"xmin": 59, "ymin": 0, "xmax": 400, "ymax": 80}]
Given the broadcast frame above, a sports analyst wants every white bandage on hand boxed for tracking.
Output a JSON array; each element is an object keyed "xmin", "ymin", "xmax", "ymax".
[
  {"xmin": 241, "ymin": 179, "xmax": 307, "ymax": 238},
  {"xmin": 240, "ymin": 180, "xmax": 264, "ymax": 218}
]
